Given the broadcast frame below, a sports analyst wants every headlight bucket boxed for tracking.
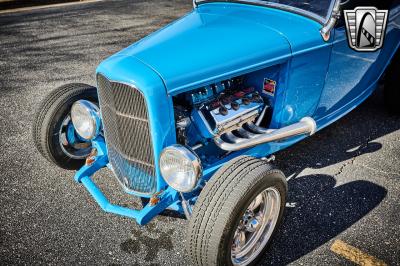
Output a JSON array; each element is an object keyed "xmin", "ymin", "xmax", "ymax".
[
  {"xmin": 71, "ymin": 100, "xmax": 101, "ymax": 140},
  {"xmin": 159, "ymin": 145, "xmax": 202, "ymax": 193}
]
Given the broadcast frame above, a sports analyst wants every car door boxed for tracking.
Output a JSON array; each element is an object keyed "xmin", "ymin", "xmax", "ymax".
[{"xmin": 315, "ymin": 0, "xmax": 400, "ymax": 126}]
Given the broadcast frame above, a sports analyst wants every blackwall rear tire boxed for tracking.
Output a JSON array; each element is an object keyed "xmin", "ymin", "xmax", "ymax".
[
  {"xmin": 187, "ymin": 156, "xmax": 287, "ymax": 266},
  {"xmin": 32, "ymin": 83, "xmax": 98, "ymax": 170},
  {"xmin": 384, "ymin": 51, "xmax": 400, "ymax": 114}
]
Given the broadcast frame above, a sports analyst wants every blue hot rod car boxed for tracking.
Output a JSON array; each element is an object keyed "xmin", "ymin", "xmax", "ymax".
[{"xmin": 33, "ymin": 0, "xmax": 400, "ymax": 265}]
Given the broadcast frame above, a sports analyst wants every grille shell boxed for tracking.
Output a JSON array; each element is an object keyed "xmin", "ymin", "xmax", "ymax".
[{"xmin": 97, "ymin": 74, "xmax": 156, "ymax": 194}]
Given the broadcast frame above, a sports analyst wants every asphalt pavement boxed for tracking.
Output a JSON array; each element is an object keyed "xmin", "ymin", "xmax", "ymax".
[{"xmin": 0, "ymin": 0, "xmax": 399, "ymax": 265}]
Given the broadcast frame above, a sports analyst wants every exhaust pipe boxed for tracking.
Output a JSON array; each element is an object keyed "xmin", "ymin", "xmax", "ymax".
[{"xmin": 214, "ymin": 117, "xmax": 317, "ymax": 151}]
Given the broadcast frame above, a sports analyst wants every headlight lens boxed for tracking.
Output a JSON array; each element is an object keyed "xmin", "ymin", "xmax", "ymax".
[
  {"xmin": 71, "ymin": 100, "xmax": 101, "ymax": 140},
  {"xmin": 159, "ymin": 145, "xmax": 202, "ymax": 192}
]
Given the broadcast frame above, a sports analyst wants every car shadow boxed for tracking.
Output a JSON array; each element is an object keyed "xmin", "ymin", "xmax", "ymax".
[
  {"xmin": 260, "ymin": 175, "xmax": 387, "ymax": 265},
  {"xmin": 259, "ymin": 89, "xmax": 397, "ymax": 265}
]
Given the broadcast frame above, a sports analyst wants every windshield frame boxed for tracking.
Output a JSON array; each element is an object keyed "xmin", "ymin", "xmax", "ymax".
[{"xmin": 194, "ymin": 0, "xmax": 337, "ymax": 25}]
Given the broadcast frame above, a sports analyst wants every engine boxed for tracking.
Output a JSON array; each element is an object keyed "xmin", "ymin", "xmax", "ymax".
[
  {"xmin": 173, "ymin": 76, "xmax": 273, "ymax": 156},
  {"xmin": 192, "ymin": 85, "xmax": 266, "ymax": 136}
]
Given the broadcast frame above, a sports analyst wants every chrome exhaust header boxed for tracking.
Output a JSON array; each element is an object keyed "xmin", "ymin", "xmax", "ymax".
[{"xmin": 214, "ymin": 117, "xmax": 317, "ymax": 151}]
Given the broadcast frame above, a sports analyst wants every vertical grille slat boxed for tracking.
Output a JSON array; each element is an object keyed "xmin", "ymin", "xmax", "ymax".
[{"xmin": 97, "ymin": 74, "xmax": 156, "ymax": 194}]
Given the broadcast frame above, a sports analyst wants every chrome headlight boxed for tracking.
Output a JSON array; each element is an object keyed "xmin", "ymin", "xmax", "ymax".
[
  {"xmin": 71, "ymin": 100, "xmax": 101, "ymax": 140},
  {"xmin": 159, "ymin": 145, "xmax": 202, "ymax": 193}
]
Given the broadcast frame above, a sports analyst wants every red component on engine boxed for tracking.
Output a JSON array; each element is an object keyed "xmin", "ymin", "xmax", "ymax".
[
  {"xmin": 210, "ymin": 100, "xmax": 221, "ymax": 109},
  {"xmin": 221, "ymin": 96, "xmax": 233, "ymax": 105},
  {"xmin": 234, "ymin": 91, "xmax": 245, "ymax": 98},
  {"xmin": 243, "ymin": 87, "xmax": 255, "ymax": 93}
]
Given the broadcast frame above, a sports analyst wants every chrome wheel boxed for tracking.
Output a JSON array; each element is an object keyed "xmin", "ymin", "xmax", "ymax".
[
  {"xmin": 58, "ymin": 114, "xmax": 91, "ymax": 159},
  {"xmin": 231, "ymin": 187, "xmax": 281, "ymax": 266}
]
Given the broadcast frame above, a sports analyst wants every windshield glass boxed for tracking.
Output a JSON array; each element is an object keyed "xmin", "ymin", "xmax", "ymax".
[
  {"xmin": 261, "ymin": 0, "xmax": 332, "ymax": 18},
  {"xmin": 196, "ymin": 0, "xmax": 334, "ymax": 22}
]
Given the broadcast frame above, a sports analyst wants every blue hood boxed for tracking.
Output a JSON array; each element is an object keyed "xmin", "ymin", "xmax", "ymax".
[{"xmin": 116, "ymin": 2, "xmax": 324, "ymax": 94}]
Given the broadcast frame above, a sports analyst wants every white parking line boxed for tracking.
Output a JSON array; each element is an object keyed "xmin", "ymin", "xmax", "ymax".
[{"xmin": 0, "ymin": 0, "xmax": 103, "ymax": 15}]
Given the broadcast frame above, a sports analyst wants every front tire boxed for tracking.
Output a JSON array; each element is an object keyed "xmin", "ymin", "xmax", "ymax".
[
  {"xmin": 32, "ymin": 83, "xmax": 98, "ymax": 170},
  {"xmin": 187, "ymin": 156, "xmax": 287, "ymax": 266}
]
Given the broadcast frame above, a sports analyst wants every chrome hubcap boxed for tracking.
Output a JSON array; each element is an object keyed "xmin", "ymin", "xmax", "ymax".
[
  {"xmin": 58, "ymin": 114, "xmax": 91, "ymax": 159},
  {"xmin": 231, "ymin": 187, "xmax": 281, "ymax": 266}
]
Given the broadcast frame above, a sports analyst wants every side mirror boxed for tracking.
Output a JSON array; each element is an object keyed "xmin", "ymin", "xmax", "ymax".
[{"xmin": 320, "ymin": 0, "xmax": 342, "ymax": 41}]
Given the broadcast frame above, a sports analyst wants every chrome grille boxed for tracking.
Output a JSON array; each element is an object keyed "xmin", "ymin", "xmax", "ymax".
[{"xmin": 97, "ymin": 74, "xmax": 156, "ymax": 194}]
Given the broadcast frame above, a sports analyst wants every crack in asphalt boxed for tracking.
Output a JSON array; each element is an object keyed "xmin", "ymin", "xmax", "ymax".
[
  {"xmin": 334, "ymin": 137, "xmax": 373, "ymax": 178},
  {"xmin": 334, "ymin": 157, "xmax": 357, "ymax": 178},
  {"xmin": 334, "ymin": 136, "xmax": 400, "ymax": 178}
]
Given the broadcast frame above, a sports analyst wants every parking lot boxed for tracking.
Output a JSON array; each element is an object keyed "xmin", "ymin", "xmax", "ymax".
[{"xmin": 0, "ymin": 0, "xmax": 399, "ymax": 265}]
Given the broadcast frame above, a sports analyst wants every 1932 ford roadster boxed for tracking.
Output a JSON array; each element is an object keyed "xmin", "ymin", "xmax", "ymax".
[{"xmin": 33, "ymin": 0, "xmax": 400, "ymax": 265}]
